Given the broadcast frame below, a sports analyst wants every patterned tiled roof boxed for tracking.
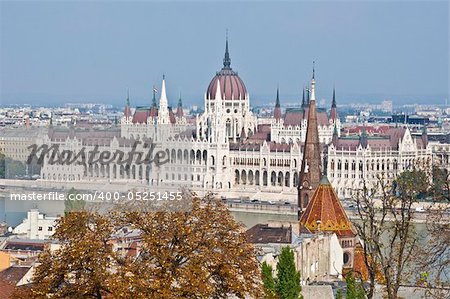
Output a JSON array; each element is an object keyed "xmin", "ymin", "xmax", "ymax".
[{"xmin": 299, "ymin": 176, "xmax": 355, "ymax": 237}]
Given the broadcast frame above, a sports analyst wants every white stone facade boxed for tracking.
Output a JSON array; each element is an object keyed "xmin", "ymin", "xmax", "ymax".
[{"xmin": 13, "ymin": 209, "xmax": 58, "ymax": 240}]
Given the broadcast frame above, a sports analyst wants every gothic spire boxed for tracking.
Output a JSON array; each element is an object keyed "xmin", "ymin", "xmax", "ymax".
[
  {"xmin": 178, "ymin": 92, "xmax": 182, "ymax": 107},
  {"xmin": 312, "ymin": 61, "xmax": 315, "ymax": 80},
  {"xmin": 152, "ymin": 86, "xmax": 157, "ymax": 107},
  {"xmin": 124, "ymin": 90, "xmax": 131, "ymax": 118},
  {"xmin": 223, "ymin": 32, "xmax": 231, "ymax": 69},
  {"xmin": 301, "ymin": 87, "xmax": 306, "ymax": 108},
  {"xmin": 176, "ymin": 92, "xmax": 184, "ymax": 118},
  {"xmin": 275, "ymin": 87, "xmax": 280, "ymax": 108},
  {"xmin": 298, "ymin": 68, "xmax": 322, "ymax": 218},
  {"xmin": 332, "ymin": 87, "xmax": 336, "ymax": 108},
  {"xmin": 274, "ymin": 87, "xmax": 282, "ymax": 121},
  {"xmin": 330, "ymin": 87, "xmax": 338, "ymax": 120},
  {"xmin": 359, "ymin": 121, "xmax": 368, "ymax": 148},
  {"xmin": 332, "ymin": 122, "xmax": 339, "ymax": 146}
]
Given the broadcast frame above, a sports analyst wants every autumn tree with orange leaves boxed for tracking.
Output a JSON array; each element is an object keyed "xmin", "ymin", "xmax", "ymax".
[{"xmin": 25, "ymin": 194, "xmax": 262, "ymax": 299}]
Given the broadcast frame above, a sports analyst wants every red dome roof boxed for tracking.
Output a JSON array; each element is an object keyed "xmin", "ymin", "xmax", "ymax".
[
  {"xmin": 207, "ymin": 69, "xmax": 247, "ymax": 100},
  {"xmin": 206, "ymin": 39, "xmax": 247, "ymax": 100}
]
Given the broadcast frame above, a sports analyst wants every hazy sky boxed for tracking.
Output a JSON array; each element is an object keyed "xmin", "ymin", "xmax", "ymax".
[{"xmin": 0, "ymin": 1, "xmax": 448, "ymax": 107}]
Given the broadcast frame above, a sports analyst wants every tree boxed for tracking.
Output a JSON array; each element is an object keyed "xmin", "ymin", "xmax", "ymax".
[
  {"xmin": 430, "ymin": 167, "xmax": 449, "ymax": 202},
  {"xmin": 415, "ymin": 168, "xmax": 450, "ymax": 298},
  {"xmin": 112, "ymin": 195, "xmax": 262, "ymax": 298},
  {"xmin": 352, "ymin": 170, "xmax": 427, "ymax": 299},
  {"xmin": 262, "ymin": 261, "xmax": 277, "ymax": 299},
  {"xmin": 30, "ymin": 194, "xmax": 263, "ymax": 298},
  {"xmin": 64, "ymin": 187, "xmax": 86, "ymax": 214},
  {"xmin": 30, "ymin": 210, "xmax": 117, "ymax": 298},
  {"xmin": 275, "ymin": 246, "xmax": 302, "ymax": 299},
  {"xmin": 345, "ymin": 271, "xmax": 365, "ymax": 299}
]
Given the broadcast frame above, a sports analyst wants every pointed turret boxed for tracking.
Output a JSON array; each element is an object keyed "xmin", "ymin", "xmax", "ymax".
[
  {"xmin": 330, "ymin": 87, "xmax": 338, "ymax": 121},
  {"xmin": 359, "ymin": 122, "xmax": 368, "ymax": 148},
  {"xmin": 158, "ymin": 75, "xmax": 170, "ymax": 124},
  {"xmin": 215, "ymin": 77, "xmax": 222, "ymax": 102},
  {"xmin": 152, "ymin": 87, "xmax": 157, "ymax": 108},
  {"xmin": 176, "ymin": 93, "xmax": 184, "ymax": 118},
  {"xmin": 298, "ymin": 64, "xmax": 322, "ymax": 218},
  {"xmin": 332, "ymin": 123, "xmax": 339, "ymax": 146},
  {"xmin": 274, "ymin": 87, "xmax": 282, "ymax": 121},
  {"xmin": 149, "ymin": 86, "xmax": 158, "ymax": 118},
  {"xmin": 240, "ymin": 126, "xmax": 247, "ymax": 140},
  {"xmin": 124, "ymin": 90, "xmax": 131, "ymax": 119}
]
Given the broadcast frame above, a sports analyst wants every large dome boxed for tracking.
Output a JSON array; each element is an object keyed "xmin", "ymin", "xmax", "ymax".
[{"xmin": 206, "ymin": 40, "xmax": 247, "ymax": 100}]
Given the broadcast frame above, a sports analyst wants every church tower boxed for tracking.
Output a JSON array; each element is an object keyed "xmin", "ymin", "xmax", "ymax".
[{"xmin": 298, "ymin": 64, "xmax": 322, "ymax": 219}]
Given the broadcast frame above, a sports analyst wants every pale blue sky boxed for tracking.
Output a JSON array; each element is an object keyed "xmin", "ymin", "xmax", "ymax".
[{"xmin": 0, "ymin": 1, "xmax": 448, "ymax": 107}]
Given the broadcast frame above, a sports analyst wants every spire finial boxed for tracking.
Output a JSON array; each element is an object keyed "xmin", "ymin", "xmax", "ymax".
[
  {"xmin": 312, "ymin": 61, "xmax": 315, "ymax": 80},
  {"xmin": 178, "ymin": 92, "xmax": 182, "ymax": 107},
  {"xmin": 302, "ymin": 87, "xmax": 306, "ymax": 108},
  {"xmin": 275, "ymin": 86, "xmax": 280, "ymax": 108},
  {"xmin": 332, "ymin": 87, "xmax": 336, "ymax": 108},
  {"xmin": 152, "ymin": 85, "xmax": 157, "ymax": 107},
  {"xmin": 223, "ymin": 30, "xmax": 231, "ymax": 69},
  {"xmin": 362, "ymin": 120, "xmax": 367, "ymax": 136},
  {"xmin": 126, "ymin": 89, "xmax": 130, "ymax": 106}
]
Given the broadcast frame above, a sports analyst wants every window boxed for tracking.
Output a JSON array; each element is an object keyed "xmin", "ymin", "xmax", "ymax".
[
  {"xmin": 343, "ymin": 252, "xmax": 350, "ymax": 264},
  {"xmin": 48, "ymin": 227, "xmax": 53, "ymax": 231},
  {"xmin": 38, "ymin": 226, "xmax": 42, "ymax": 231}
]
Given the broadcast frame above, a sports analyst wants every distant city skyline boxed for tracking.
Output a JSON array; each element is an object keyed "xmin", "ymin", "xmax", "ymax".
[{"xmin": 1, "ymin": 1, "xmax": 448, "ymax": 107}]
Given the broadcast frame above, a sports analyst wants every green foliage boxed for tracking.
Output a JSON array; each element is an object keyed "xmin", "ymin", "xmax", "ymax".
[
  {"xmin": 3, "ymin": 157, "xmax": 26, "ymax": 178},
  {"xmin": 345, "ymin": 271, "xmax": 366, "ymax": 299},
  {"xmin": 335, "ymin": 288, "xmax": 343, "ymax": 299},
  {"xmin": 395, "ymin": 169, "xmax": 428, "ymax": 198},
  {"xmin": 275, "ymin": 246, "xmax": 302, "ymax": 299},
  {"xmin": 262, "ymin": 261, "xmax": 277, "ymax": 298},
  {"xmin": 64, "ymin": 187, "xmax": 85, "ymax": 214},
  {"xmin": 430, "ymin": 167, "xmax": 449, "ymax": 201}
]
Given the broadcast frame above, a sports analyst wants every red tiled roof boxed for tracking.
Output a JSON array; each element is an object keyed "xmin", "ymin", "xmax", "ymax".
[
  {"xmin": 168, "ymin": 108, "xmax": 176, "ymax": 124},
  {"xmin": 334, "ymin": 139, "xmax": 360, "ymax": 151},
  {"xmin": 299, "ymin": 176, "xmax": 355, "ymax": 237},
  {"xmin": 269, "ymin": 142, "xmax": 291, "ymax": 152},
  {"xmin": 0, "ymin": 266, "xmax": 31, "ymax": 285},
  {"xmin": 386, "ymin": 127, "xmax": 406, "ymax": 148},
  {"xmin": 345, "ymin": 125, "xmax": 390, "ymax": 135},
  {"xmin": 284, "ymin": 109, "xmax": 329, "ymax": 126},
  {"xmin": 0, "ymin": 280, "xmax": 16, "ymax": 299},
  {"xmin": 149, "ymin": 107, "xmax": 158, "ymax": 118},
  {"xmin": 132, "ymin": 109, "xmax": 151, "ymax": 124},
  {"xmin": 246, "ymin": 224, "xmax": 292, "ymax": 244}
]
